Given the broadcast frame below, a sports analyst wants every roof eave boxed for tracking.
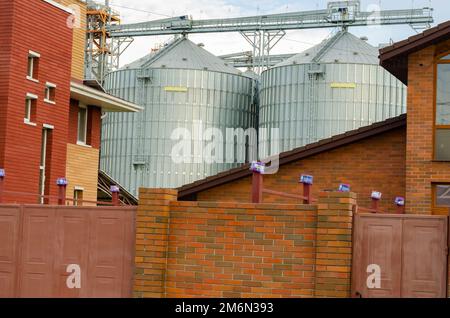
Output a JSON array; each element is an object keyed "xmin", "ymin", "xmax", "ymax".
[
  {"xmin": 70, "ymin": 82, "xmax": 143, "ymax": 113},
  {"xmin": 379, "ymin": 20, "xmax": 450, "ymax": 84},
  {"xmin": 42, "ymin": 0, "xmax": 74, "ymax": 14}
]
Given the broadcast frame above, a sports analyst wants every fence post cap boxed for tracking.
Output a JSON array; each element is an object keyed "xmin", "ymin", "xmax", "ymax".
[
  {"xmin": 371, "ymin": 191, "xmax": 382, "ymax": 200},
  {"xmin": 250, "ymin": 161, "xmax": 265, "ymax": 174},
  {"xmin": 300, "ymin": 175, "xmax": 313, "ymax": 185},
  {"xmin": 339, "ymin": 184, "xmax": 351, "ymax": 192},
  {"xmin": 110, "ymin": 185, "xmax": 120, "ymax": 193},
  {"xmin": 395, "ymin": 197, "xmax": 405, "ymax": 206},
  {"xmin": 56, "ymin": 178, "xmax": 68, "ymax": 186}
]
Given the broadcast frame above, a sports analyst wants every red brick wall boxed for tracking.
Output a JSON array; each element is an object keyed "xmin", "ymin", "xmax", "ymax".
[
  {"xmin": 134, "ymin": 189, "xmax": 356, "ymax": 298},
  {"xmin": 0, "ymin": 0, "xmax": 73, "ymax": 203},
  {"xmin": 87, "ymin": 106, "xmax": 101, "ymax": 149},
  {"xmin": 0, "ymin": 1, "xmax": 14, "ymax": 167},
  {"xmin": 68, "ymin": 99, "xmax": 79, "ymax": 145},
  {"xmin": 406, "ymin": 39, "xmax": 450, "ymax": 214},
  {"xmin": 195, "ymin": 128, "xmax": 406, "ymax": 212}
]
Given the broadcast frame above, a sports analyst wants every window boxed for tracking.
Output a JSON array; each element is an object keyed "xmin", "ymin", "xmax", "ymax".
[
  {"xmin": 25, "ymin": 93, "xmax": 38, "ymax": 124},
  {"xmin": 432, "ymin": 183, "xmax": 450, "ymax": 215},
  {"xmin": 44, "ymin": 83, "xmax": 56, "ymax": 104},
  {"xmin": 434, "ymin": 53, "xmax": 450, "ymax": 160},
  {"xmin": 73, "ymin": 188, "xmax": 84, "ymax": 206},
  {"xmin": 77, "ymin": 105, "xmax": 88, "ymax": 144},
  {"xmin": 27, "ymin": 51, "xmax": 40, "ymax": 81}
]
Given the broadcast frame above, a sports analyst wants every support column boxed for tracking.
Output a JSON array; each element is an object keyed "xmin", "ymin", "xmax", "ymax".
[
  {"xmin": 134, "ymin": 188, "xmax": 177, "ymax": 298},
  {"xmin": 314, "ymin": 191, "xmax": 356, "ymax": 298}
]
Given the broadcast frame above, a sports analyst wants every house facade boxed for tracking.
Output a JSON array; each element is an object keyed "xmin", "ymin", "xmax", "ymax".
[
  {"xmin": 0, "ymin": 0, "xmax": 140, "ymax": 205},
  {"xmin": 380, "ymin": 21, "xmax": 450, "ymax": 215}
]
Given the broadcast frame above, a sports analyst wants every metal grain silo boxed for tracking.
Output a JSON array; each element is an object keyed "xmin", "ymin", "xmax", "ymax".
[
  {"xmin": 259, "ymin": 31, "xmax": 407, "ymax": 153},
  {"xmin": 101, "ymin": 37, "xmax": 257, "ymax": 195}
]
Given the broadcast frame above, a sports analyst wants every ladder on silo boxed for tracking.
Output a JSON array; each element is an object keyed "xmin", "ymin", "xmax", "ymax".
[
  {"xmin": 307, "ymin": 64, "xmax": 324, "ymax": 144},
  {"xmin": 134, "ymin": 69, "xmax": 152, "ymax": 167}
]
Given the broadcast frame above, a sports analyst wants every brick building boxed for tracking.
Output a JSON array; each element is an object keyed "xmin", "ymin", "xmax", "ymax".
[
  {"xmin": 0, "ymin": 0, "xmax": 140, "ymax": 204},
  {"xmin": 178, "ymin": 21, "xmax": 450, "ymax": 216},
  {"xmin": 380, "ymin": 21, "xmax": 450, "ymax": 215}
]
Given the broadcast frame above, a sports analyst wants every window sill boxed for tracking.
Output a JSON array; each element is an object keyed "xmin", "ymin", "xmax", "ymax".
[
  {"xmin": 26, "ymin": 76, "xmax": 39, "ymax": 83},
  {"xmin": 24, "ymin": 119, "xmax": 37, "ymax": 126},
  {"xmin": 44, "ymin": 99, "xmax": 56, "ymax": 105},
  {"xmin": 76, "ymin": 141, "xmax": 92, "ymax": 148}
]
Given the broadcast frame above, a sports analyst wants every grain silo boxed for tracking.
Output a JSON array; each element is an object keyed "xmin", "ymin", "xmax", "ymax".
[
  {"xmin": 101, "ymin": 37, "xmax": 257, "ymax": 195},
  {"xmin": 259, "ymin": 30, "xmax": 407, "ymax": 153}
]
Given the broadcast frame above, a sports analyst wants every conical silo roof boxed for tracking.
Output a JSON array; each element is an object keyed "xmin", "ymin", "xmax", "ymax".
[
  {"xmin": 123, "ymin": 37, "xmax": 242, "ymax": 75},
  {"xmin": 275, "ymin": 31, "xmax": 379, "ymax": 67}
]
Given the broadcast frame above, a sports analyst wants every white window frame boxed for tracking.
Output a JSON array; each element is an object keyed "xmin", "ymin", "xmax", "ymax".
[
  {"xmin": 26, "ymin": 51, "xmax": 40, "ymax": 82},
  {"xmin": 44, "ymin": 82, "xmax": 57, "ymax": 104},
  {"xmin": 73, "ymin": 186, "xmax": 85, "ymax": 206},
  {"xmin": 24, "ymin": 93, "xmax": 38, "ymax": 126},
  {"xmin": 77, "ymin": 104, "xmax": 88, "ymax": 145}
]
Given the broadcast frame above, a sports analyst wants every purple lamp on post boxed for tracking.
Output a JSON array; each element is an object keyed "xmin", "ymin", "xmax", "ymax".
[
  {"xmin": 250, "ymin": 162, "xmax": 264, "ymax": 203},
  {"xmin": 111, "ymin": 185, "xmax": 120, "ymax": 206},
  {"xmin": 56, "ymin": 178, "xmax": 68, "ymax": 205}
]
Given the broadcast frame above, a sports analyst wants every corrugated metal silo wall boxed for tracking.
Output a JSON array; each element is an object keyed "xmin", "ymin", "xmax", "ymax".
[
  {"xmin": 101, "ymin": 68, "xmax": 257, "ymax": 196},
  {"xmin": 259, "ymin": 63, "xmax": 407, "ymax": 153}
]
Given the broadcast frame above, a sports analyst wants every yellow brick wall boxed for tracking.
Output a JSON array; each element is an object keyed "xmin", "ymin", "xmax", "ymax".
[
  {"xmin": 54, "ymin": 0, "xmax": 86, "ymax": 80},
  {"xmin": 66, "ymin": 143, "xmax": 99, "ymax": 205}
]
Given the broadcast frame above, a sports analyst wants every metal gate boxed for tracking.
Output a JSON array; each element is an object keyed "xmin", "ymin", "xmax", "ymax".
[
  {"xmin": 352, "ymin": 213, "xmax": 449, "ymax": 298},
  {"xmin": 0, "ymin": 204, "xmax": 136, "ymax": 298}
]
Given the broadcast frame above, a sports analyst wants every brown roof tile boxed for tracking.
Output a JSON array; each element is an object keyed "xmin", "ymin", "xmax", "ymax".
[{"xmin": 380, "ymin": 20, "xmax": 450, "ymax": 84}]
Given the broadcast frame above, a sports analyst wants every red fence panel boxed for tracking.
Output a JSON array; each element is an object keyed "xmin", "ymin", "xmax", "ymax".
[
  {"xmin": 0, "ymin": 206, "xmax": 21, "ymax": 297},
  {"xmin": 352, "ymin": 213, "xmax": 448, "ymax": 298},
  {"xmin": 0, "ymin": 205, "xmax": 136, "ymax": 298}
]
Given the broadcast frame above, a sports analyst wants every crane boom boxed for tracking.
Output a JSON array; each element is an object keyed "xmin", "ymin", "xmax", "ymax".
[
  {"xmin": 88, "ymin": 0, "xmax": 434, "ymax": 81},
  {"xmin": 109, "ymin": 7, "xmax": 433, "ymax": 37}
]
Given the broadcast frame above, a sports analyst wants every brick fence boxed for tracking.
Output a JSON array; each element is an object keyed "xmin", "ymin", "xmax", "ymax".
[{"xmin": 134, "ymin": 189, "xmax": 356, "ymax": 298}]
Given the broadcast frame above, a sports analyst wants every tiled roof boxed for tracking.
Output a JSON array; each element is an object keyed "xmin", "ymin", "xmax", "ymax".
[{"xmin": 380, "ymin": 20, "xmax": 450, "ymax": 84}]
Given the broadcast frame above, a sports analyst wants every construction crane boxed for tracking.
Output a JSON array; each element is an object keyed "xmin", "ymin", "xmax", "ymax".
[
  {"xmin": 88, "ymin": 0, "xmax": 434, "ymax": 79},
  {"xmin": 85, "ymin": 0, "xmax": 134, "ymax": 81}
]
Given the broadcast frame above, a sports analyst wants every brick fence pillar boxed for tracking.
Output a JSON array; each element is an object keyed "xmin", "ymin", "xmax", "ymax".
[
  {"xmin": 134, "ymin": 188, "xmax": 177, "ymax": 298},
  {"xmin": 314, "ymin": 191, "xmax": 356, "ymax": 298}
]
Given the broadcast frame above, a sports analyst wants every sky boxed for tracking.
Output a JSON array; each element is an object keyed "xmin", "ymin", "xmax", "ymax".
[{"xmin": 108, "ymin": 0, "xmax": 449, "ymax": 67}]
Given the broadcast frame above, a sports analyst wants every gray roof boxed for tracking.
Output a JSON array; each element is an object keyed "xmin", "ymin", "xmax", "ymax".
[
  {"xmin": 123, "ymin": 37, "xmax": 242, "ymax": 75},
  {"xmin": 276, "ymin": 31, "xmax": 379, "ymax": 67}
]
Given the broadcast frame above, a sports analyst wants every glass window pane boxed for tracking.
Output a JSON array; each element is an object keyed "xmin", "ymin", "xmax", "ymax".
[
  {"xmin": 78, "ymin": 107, "xmax": 87, "ymax": 143},
  {"xmin": 440, "ymin": 54, "xmax": 450, "ymax": 60},
  {"xmin": 27, "ymin": 57, "xmax": 33, "ymax": 77},
  {"xmin": 436, "ymin": 64, "xmax": 450, "ymax": 125},
  {"xmin": 435, "ymin": 184, "xmax": 450, "ymax": 206},
  {"xmin": 25, "ymin": 99, "xmax": 31, "ymax": 120},
  {"xmin": 435, "ymin": 129, "xmax": 450, "ymax": 160}
]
